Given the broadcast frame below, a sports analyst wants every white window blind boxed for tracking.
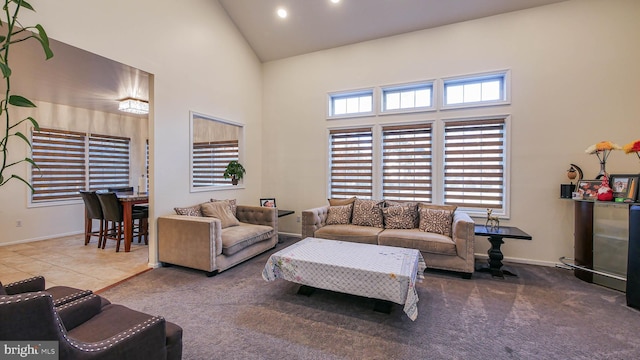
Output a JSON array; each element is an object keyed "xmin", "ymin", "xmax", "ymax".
[
  {"xmin": 192, "ymin": 140, "xmax": 239, "ymax": 187},
  {"xmin": 31, "ymin": 128, "xmax": 86, "ymax": 202},
  {"xmin": 382, "ymin": 123, "xmax": 432, "ymax": 202},
  {"xmin": 329, "ymin": 127, "xmax": 373, "ymax": 199},
  {"xmin": 89, "ymin": 134, "xmax": 130, "ymax": 191},
  {"xmin": 443, "ymin": 118, "xmax": 505, "ymax": 210}
]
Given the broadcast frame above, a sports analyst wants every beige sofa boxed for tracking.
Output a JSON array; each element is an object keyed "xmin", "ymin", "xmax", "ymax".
[
  {"xmin": 158, "ymin": 205, "xmax": 278, "ymax": 276},
  {"xmin": 302, "ymin": 202, "xmax": 475, "ymax": 278}
]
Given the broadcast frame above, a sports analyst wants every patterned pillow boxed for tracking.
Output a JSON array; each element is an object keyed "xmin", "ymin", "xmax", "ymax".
[
  {"xmin": 328, "ymin": 197, "xmax": 356, "ymax": 206},
  {"xmin": 210, "ymin": 198, "xmax": 237, "ymax": 216},
  {"xmin": 326, "ymin": 204, "xmax": 353, "ymax": 225},
  {"xmin": 174, "ymin": 204, "xmax": 203, "ymax": 217},
  {"xmin": 418, "ymin": 203, "xmax": 457, "ymax": 236},
  {"xmin": 382, "ymin": 203, "xmax": 418, "ymax": 229},
  {"xmin": 201, "ymin": 201, "xmax": 240, "ymax": 228},
  {"xmin": 351, "ymin": 199, "xmax": 384, "ymax": 228}
]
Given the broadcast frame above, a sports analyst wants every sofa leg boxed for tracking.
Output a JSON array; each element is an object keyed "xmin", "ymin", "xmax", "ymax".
[
  {"xmin": 461, "ymin": 272, "xmax": 473, "ymax": 279},
  {"xmin": 205, "ymin": 270, "xmax": 218, "ymax": 277}
]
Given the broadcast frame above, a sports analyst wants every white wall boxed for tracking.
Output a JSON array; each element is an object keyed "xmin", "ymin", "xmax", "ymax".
[
  {"xmin": 2, "ymin": 0, "xmax": 264, "ymax": 266},
  {"xmin": 262, "ymin": 0, "xmax": 640, "ymax": 265}
]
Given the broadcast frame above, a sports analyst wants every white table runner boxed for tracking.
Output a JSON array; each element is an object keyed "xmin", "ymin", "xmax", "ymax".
[{"xmin": 262, "ymin": 237, "xmax": 426, "ymax": 320}]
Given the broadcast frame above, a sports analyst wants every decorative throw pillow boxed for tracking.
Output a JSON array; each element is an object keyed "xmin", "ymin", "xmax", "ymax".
[
  {"xmin": 210, "ymin": 198, "xmax": 237, "ymax": 216},
  {"xmin": 418, "ymin": 203, "xmax": 457, "ymax": 236},
  {"xmin": 382, "ymin": 203, "xmax": 418, "ymax": 229},
  {"xmin": 174, "ymin": 204, "xmax": 203, "ymax": 217},
  {"xmin": 351, "ymin": 199, "xmax": 384, "ymax": 228},
  {"xmin": 328, "ymin": 196, "xmax": 356, "ymax": 206},
  {"xmin": 201, "ymin": 201, "xmax": 240, "ymax": 228},
  {"xmin": 326, "ymin": 204, "xmax": 353, "ymax": 225}
]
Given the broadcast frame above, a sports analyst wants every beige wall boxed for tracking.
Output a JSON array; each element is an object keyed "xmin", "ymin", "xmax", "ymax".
[
  {"xmin": 262, "ymin": 0, "xmax": 640, "ymax": 265},
  {"xmin": 1, "ymin": 0, "xmax": 264, "ymax": 267}
]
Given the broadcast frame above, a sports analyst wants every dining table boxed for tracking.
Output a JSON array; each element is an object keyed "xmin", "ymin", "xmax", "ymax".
[{"xmin": 116, "ymin": 193, "xmax": 149, "ymax": 252}]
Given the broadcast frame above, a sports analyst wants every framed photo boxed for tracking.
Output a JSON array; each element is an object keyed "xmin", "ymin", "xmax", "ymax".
[
  {"xmin": 576, "ymin": 180, "xmax": 601, "ymax": 201},
  {"xmin": 609, "ymin": 174, "xmax": 639, "ymax": 201},
  {"xmin": 260, "ymin": 198, "xmax": 276, "ymax": 208}
]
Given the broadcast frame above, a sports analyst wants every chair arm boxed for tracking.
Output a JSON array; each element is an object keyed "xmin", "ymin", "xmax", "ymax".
[
  {"xmin": 236, "ymin": 205, "xmax": 277, "ymax": 228},
  {"xmin": 452, "ymin": 211, "xmax": 475, "ymax": 262},
  {"xmin": 158, "ymin": 215, "xmax": 222, "ymax": 272},
  {"xmin": 56, "ymin": 294, "xmax": 103, "ymax": 331},
  {"xmin": 66, "ymin": 316, "xmax": 167, "ymax": 360},
  {"xmin": 301, "ymin": 206, "xmax": 329, "ymax": 239},
  {"xmin": 4, "ymin": 275, "xmax": 45, "ymax": 294}
]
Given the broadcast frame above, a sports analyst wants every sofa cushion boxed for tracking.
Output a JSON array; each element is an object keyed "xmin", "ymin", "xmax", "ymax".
[
  {"xmin": 382, "ymin": 203, "xmax": 418, "ymax": 229},
  {"xmin": 201, "ymin": 201, "xmax": 240, "ymax": 228},
  {"xmin": 326, "ymin": 204, "xmax": 353, "ymax": 225},
  {"xmin": 351, "ymin": 199, "xmax": 384, "ymax": 228},
  {"xmin": 210, "ymin": 198, "xmax": 237, "ymax": 216},
  {"xmin": 221, "ymin": 223, "xmax": 275, "ymax": 256},
  {"xmin": 174, "ymin": 204, "xmax": 203, "ymax": 217},
  {"xmin": 0, "ymin": 282, "xmax": 6, "ymax": 295},
  {"xmin": 418, "ymin": 203, "xmax": 457, "ymax": 236},
  {"xmin": 314, "ymin": 224, "xmax": 382, "ymax": 245},
  {"xmin": 328, "ymin": 196, "xmax": 356, "ymax": 206},
  {"xmin": 379, "ymin": 228, "xmax": 457, "ymax": 256}
]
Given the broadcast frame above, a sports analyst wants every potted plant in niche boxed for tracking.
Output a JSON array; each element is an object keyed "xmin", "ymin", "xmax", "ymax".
[
  {"xmin": 0, "ymin": 0, "xmax": 53, "ymax": 191},
  {"xmin": 223, "ymin": 160, "xmax": 246, "ymax": 185}
]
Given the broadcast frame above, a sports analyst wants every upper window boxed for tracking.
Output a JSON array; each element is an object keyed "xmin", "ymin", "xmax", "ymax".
[
  {"xmin": 382, "ymin": 83, "xmax": 433, "ymax": 113},
  {"xmin": 329, "ymin": 90, "xmax": 374, "ymax": 118},
  {"xmin": 443, "ymin": 71, "xmax": 509, "ymax": 109}
]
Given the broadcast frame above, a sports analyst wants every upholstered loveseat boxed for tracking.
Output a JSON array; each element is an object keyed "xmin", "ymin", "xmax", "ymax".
[
  {"xmin": 302, "ymin": 198, "xmax": 475, "ymax": 278},
  {"xmin": 158, "ymin": 200, "xmax": 278, "ymax": 276}
]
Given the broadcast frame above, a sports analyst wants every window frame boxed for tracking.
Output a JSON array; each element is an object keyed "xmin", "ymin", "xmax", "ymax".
[
  {"xmin": 380, "ymin": 81, "xmax": 435, "ymax": 115},
  {"xmin": 441, "ymin": 70, "xmax": 510, "ymax": 110},
  {"xmin": 327, "ymin": 88, "xmax": 376, "ymax": 119}
]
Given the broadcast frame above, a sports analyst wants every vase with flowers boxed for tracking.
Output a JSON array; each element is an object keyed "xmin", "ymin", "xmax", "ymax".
[
  {"xmin": 585, "ymin": 141, "xmax": 621, "ymax": 179},
  {"xmin": 623, "ymin": 139, "xmax": 640, "ymax": 165}
]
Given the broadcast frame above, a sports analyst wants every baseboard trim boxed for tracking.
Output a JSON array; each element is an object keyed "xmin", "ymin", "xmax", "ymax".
[
  {"xmin": 0, "ymin": 231, "xmax": 84, "ymax": 246},
  {"xmin": 474, "ymin": 253, "xmax": 558, "ymax": 268}
]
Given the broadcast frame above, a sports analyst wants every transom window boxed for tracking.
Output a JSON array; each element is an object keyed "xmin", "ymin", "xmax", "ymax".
[
  {"xmin": 382, "ymin": 83, "xmax": 433, "ymax": 112},
  {"xmin": 329, "ymin": 90, "xmax": 373, "ymax": 117},
  {"xmin": 443, "ymin": 72, "xmax": 507, "ymax": 107}
]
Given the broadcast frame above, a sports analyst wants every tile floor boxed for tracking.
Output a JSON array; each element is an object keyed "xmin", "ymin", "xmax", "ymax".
[{"xmin": 0, "ymin": 234, "xmax": 150, "ymax": 292}]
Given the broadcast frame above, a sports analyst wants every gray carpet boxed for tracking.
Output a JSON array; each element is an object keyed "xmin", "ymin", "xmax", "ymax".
[{"xmin": 100, "ymin": 237, "xmax": 640, "ymax": 360}]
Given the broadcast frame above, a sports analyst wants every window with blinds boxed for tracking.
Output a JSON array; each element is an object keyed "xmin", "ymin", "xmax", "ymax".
[
  {"xmin": 192, "ymin": 140, "xmax": 239, "ymax": 187},
  {"xmin": 443, "ymin": 118, "xmax": 505, "ymax": 210},
  {"xmin": 88, "ymin": 134, "xmax": 131, "ymax": 191},
  {"xmin": 329, "ymin": 128, "xmax": 373, "ymax": 199},
  {"xmin": 31, "ymin": 128, "xmax": 86, "ymax": 202},
  {"xmin": 382, "ymin": 123, "xmax": 432, "ymax": 202}
]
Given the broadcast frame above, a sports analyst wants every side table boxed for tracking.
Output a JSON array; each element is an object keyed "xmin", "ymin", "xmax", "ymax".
[{"xmin": 474, "ymin": 224, "xmax": 532, "ymax": 278}]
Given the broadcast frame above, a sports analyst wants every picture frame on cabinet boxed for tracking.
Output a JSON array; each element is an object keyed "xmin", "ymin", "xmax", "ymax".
[
  {"xmin": 609, "ymin": 174, "xmax": 639, "ymax": 201},
  {"xmin": 576, "ymin": 180, "xmax": 601, "ymax": 201}
]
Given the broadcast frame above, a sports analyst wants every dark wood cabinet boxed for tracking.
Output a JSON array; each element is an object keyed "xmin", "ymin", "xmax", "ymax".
[{"xmin": 574, "ymin": 200, "xmax": 594, "ymax": 282}]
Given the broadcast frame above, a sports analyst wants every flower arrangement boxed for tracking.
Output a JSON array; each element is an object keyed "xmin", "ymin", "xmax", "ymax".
[
  {"xmin": 623, "ymin": 139, "xmax": 640, "ymax": 160},
  {"xmin": 584, "ymin": 141, "xmax": 621, "ymax": 178}
]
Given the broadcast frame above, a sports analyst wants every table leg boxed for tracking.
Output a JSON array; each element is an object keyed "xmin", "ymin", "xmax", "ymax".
[
  {"xmin": 476, "ymin": 235, "xmax": 517, "ymax": 278},
  {"xmin": 123, "ymin": 202, "xmax": 133, "ymax": 252}
]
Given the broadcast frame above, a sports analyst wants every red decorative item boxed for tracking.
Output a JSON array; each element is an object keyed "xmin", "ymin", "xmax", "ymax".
[{"xmin": 597, "ymin": 175, "xmax": 614, "ymax": 201}]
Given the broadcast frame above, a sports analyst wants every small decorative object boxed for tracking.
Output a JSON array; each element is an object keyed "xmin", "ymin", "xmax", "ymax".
[
  {"xmin": 260, "ymin": 198, "xmax": 276, "ymax": 208},
  {"xmin": 561, "ymin": 164, "xmax": 584, "ymax": 198},
  {"xmin": 623, "ymin": 139, "xmax": 640, "ymax": 164},
  {"xmin": 597, "ymin": 175, "xmax": 613, "ymax": 201},
  {"xmin": 485, "ymin": 208, "xmax": 499, "ymax": 229},
  {"xmin": 609, "ymin": 174, "xmax": 640, "ymax": 202},
  {"xmin": 223, "ymin": 160, "xmax": 246, "ymax": 185},
  {"xmin": 585, "ymin": 141, "xmax": 621, "ymax": 179},
  {"xmin": 576, "ymin": 180, "xmax": 601, "ymax": 201}
]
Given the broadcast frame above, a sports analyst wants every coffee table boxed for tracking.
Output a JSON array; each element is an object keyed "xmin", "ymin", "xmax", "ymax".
[{"xmin": 262, "ymin": 237, "xmax": 426, "ymax": 321}]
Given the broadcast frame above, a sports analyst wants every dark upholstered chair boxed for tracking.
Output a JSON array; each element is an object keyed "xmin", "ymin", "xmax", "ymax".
[
  {"xmin": 79, "ymin": 191, "xmax": 106, "ymax": 247},
  {"xmin": 109, "ymin": 186, "xmax": 149, "ymax": 217},
  {"xmin": 0, "ymin": 282, "xmax": 182, "ymax": 360},
  {"xmin": 0, "ymin": 275, "xmax": 97, "ymax": 307},
  {"xmin": 97, "ymin": 192, "xmax": 148, "ymax": 251}
]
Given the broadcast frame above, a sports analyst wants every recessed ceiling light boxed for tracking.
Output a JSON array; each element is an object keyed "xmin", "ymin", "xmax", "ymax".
[
  {"xmin": 276, "ymin": 8, "xmax": 288, "ymax": 19},
  {"xmin": 330, "ymin": 0, "xmax": 341, "ymax": 3}
]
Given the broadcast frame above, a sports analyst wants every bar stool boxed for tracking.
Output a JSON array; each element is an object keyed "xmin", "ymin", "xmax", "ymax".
[
  {"xmin": 79, "ymin": 191, "xmax": 105, "ymax": 247},
  {"xmin": 96, "ymin": 192, "xmax": 148, "ymax": 252}
]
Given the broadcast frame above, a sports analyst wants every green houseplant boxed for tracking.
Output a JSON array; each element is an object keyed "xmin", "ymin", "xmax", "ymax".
[
  {"xmin": 0, "ymin": 0, "xmax": 53, "ymax": 191},
  {"xmin": 223, "ymin": 160, "xmax": 246, "ymax": 185}
]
